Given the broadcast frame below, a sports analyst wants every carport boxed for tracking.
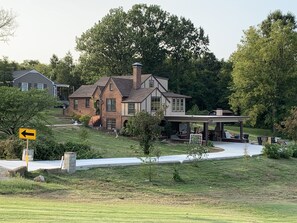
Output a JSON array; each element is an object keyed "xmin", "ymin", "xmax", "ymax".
[{"xmin": 164, "ymin": 114, "xmax": 249, "ymax": 145}]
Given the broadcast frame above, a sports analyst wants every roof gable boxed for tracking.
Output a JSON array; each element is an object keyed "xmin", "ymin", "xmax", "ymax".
[
  {"xmin": 12, "ymin": 69, "xmax": 54, "ymax": 84},
  {"xmin": 69, "ymin": 85, "xmax": 98, "ymax": 98}
]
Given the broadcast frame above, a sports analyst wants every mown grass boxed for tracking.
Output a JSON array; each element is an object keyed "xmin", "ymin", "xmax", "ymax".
[
  {"xmin": 1, "ymin": 157, "xmax": 297, "ymax": 222},
  {"xmin": 52, "ymin": 126, "xmax": 219, "ymax": 158}
]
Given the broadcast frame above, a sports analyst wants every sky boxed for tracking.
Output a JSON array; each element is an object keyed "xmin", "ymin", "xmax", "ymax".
[{"xmin": 0, "ymin": 0, "xmax": 296, "ymax": 64}]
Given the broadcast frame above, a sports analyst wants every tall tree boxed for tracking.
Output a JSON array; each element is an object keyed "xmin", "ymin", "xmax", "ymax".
[
  {"xmin": 49, "ymin": 53, "xmax": 82, "ymax": 90},
  {"xmin": 76, "ymin": 4, "xmax": 209, "ymax": 85},
  {"xmin": 230, "ymin": 11, "xmax": 297, "ymax": 130},
  {"xmin": 0, "ymin": 8, "xmax": 17, "ymax": 42}
]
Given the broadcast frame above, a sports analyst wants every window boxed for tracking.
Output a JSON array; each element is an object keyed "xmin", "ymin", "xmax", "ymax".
[
  {"xmin": 128, "ymin": 103, "xmax": 135, "ymax": 114},
  {"xmin": 74, "ymin": 99, "xmax": 78, "ymax": 110},
  {"xmin": 172, "ymin": 98, "xmax": 185, "ymax": 112},
  {"xmin": 85, "ymin": 98, "xmax": 90, "ymax": 108},
  {"xmin": 149, "ymin": 80, "xmax": 154, "ymax": 88},
  {"xmin": 109, "ymin": 83, "xmax": 113, "ymax": 91},
  {"xmin": 106, "ymin": 119, "xmax": 116, "ymax": 130},
  {"xmin": 37, "ymin": 83, "xmax": 44, "ymax": 90},
  {"xmin": 151, "ymin": 96, "xmax": 161, "ymax": 111},
  {"xmin": 106, "ymin": 98, "xmax": 116, "ymax": 112},
  {"xmin": 21, "ymin": 82, "xmax": 28, "ymax": 91}
]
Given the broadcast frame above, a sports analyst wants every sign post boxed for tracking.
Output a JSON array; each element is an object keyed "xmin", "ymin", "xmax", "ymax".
[{"xmin": 19, "ymin": 128, "xmax": 36, "ymax": 170}]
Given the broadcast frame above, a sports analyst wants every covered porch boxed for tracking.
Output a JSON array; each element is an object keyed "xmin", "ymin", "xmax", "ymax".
[{"xmin": 164, "ymin": 114, "xmax": 249, "ymax": 145}]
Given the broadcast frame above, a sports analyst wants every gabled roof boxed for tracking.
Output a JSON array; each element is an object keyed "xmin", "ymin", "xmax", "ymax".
[
  {"xmin": 112, "ymin": 77, "xmax": 133, "ymax": 97},
  {"xmin": 12, "ymin": 70, "xmax": 32, "ymax": 79},
  {"xmin": 69, "ymin": 85, "xmax": 98, "ymax": 98},
  {"xmin": 122, "ymin": 88, "xmax": 155, "ymax": 103},
  {"xmin": 12, "ymin": 69, "xmax": 54, "ymax": 84},
  {"xmin": 163, "ymin": 92, "xmax": 191, "ymax": 99},
  {"xmin": 94, "ymin": 76, "xmax": 110, "ymax": 87},
  {"xmin": 123, "ymin": 88, "xmax": 170, "ymax": 103}
]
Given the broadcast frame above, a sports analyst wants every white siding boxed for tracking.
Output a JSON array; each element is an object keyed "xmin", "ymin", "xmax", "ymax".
[
  {"xmin": 156, "ymin": 77, "xmax": 168, "ymax": 91},
  {"xmin": 141, "ymin": 76, "xmax": 168, "ymax": 92},
  {"xmin": 166, "ymin": 98, "xmax": 186, "ymax": 116}
]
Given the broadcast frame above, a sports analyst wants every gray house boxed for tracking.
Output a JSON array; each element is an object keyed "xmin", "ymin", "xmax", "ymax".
[{"xmin": 12, "ymin": 69, "xmax": 69, "ymax": 100}]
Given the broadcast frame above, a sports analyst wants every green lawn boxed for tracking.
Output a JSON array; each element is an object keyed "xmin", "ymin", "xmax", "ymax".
[{"xmin": 1, "ymin": 157, "xmax": 297, "ymax": 222}]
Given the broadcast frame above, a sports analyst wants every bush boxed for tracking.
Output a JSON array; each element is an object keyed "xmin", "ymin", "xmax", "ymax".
[
  {"xmin": 288, "ymin": 144, "xmax": 297, "ymax": 158},
  {"xmin": 79, "ymin": 115, "xmax": 91, "ymax": 127},
  {"xmin": 279, "ymin": 146, "xmax": 293, "ymax": 159},
  {"xmin": 262, "ymin": 144, "xmax": 281, "ymax": 159},
  {"xmin": 31, "ymin": 139, "xmax": 101, "ymax": 160},
  {"xmin": 0, "ymin": 137, "xmax": 24, "ymax": 159},
  {"xmin": 262, "ymin": 144, "xmax": 293, "ymax": 159},
  {"xmin": 32, "ymin": 138, "xmax": 64, "ymax": 160},
  {"xmin": 63, "ymin": 142, "xmax": 101, "ymax": 159}
]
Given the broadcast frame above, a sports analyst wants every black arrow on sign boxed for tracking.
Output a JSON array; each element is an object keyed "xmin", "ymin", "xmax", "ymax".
[{"xmin": 21, "ymin": 130, "xmax": 34, "ymax": 138}]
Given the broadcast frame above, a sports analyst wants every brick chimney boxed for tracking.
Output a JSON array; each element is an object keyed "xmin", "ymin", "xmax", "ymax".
[{"xmin": 132, "ymin": 62, "xmax": 142, "ymax": 90}]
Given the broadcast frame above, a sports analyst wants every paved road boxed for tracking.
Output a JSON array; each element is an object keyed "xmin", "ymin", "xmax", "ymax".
[{"xmin": 0, "ymin": 142, "xmax": 263, "ymax": 172}]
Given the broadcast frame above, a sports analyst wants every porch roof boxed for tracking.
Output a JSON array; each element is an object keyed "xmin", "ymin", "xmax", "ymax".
[{"xmin": 164, "ymin": 115, "xmax": 249, "ymax": 123}]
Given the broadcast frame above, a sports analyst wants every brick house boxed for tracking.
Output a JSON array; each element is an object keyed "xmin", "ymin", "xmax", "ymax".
[{"xmin": 67, "ymin": 63, "xmax": 191, "ymax": 130}]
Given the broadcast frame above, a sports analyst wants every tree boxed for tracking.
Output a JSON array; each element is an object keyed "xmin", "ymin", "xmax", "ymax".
[
  {"xmin": 126, "ymin": 110, "xmax": 163, "ymax": 155},
  {"xmin": 0, "ymin": 86, "xmax": 57, "ymax": 135},
  {"xmin": 230, "ymin": 11, "xmax": 297, "ymax": 130},
  {"xmin": 276, "ymin": 107, "xmax": 297, "ymax": 143},
  {"xmin": 76, "ymin": 4, "xmax": 209, "ymax": 84},
  {"xmin": 49, "ymin": 53, "xmax": 82, "ymax": 90},
  {"xmin": 0, "ymin": 8, "xmax": 17, "ymax": 42},
  {"xmin": 0, "ymin": 57, "xmax": 19, "ymax": 86}
]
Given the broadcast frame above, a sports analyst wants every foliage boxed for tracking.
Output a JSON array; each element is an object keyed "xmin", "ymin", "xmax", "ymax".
[
  {"xmin": 287, "ymin": 144, "xmax": 297, "ymax": 158},
  {"xmin": 187, "ymin": 144, "xmax": 208, "ymax": 166},
  {"xmin": 76, "ymin": 4, "xmax": 209, "ymax": 83},
  {"xmin": 186, "ymin": 104, "xmax": 209, "ymax": 115},
  {"xmin": 172, "ymin": 165, "xmax": 184, "ymax": 183},
  {"xmin": 230, "ymin": 11, "xmax": 297, "ymax": 130},
  {"xmin": 139, "ymin": 145, "xmax": 161, "ymax": 182},
  {"xmin": 0, "ymin": 57, "xmax": 19, "ymax": 86},
  {"xmin": 126, "ymin": 110, "xmax": 164, "ymax": 154},
  {"xmin": 0, "ymin": 8, "xmax": 17, "ymax": 42},
  {"xmin": 276, "ymin": 107, "xmax": 297, "ymax": 143},
  {"xmin": 31, "ymin": 138, "xmax": 101, "ymax": 160},
  {"xmin": 0, "ymin": 87, "xmax": 57, "ymax": 135},
  {"xmin": 0, "ymin": 136, "xmax": 24, "ymax": 159},
  {"xmin": 79, "ymin": 115, "xmax": 91, "ymax": 127},
  {"xmin": 49, "ymin": 53, "xmax": 82, "ymax": 90},
  {"xmin": 262, "ymin": 143, "xmax": 293, "ymax": 159}
]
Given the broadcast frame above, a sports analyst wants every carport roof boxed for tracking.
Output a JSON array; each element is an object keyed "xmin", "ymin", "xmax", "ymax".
[{"xmin": 164, "ymin": 115, "xmax": 249, "ymax": 123}]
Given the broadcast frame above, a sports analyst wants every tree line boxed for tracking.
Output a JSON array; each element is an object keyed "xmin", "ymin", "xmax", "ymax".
[{"xmin": 1, "ymin": 5, "xmax": 297, "ymax": 131}]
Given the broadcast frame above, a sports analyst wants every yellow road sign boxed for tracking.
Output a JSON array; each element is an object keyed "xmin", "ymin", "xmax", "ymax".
[{"xmin": 19, "ymin": 128, "xmax": 36, "ymax": 140}]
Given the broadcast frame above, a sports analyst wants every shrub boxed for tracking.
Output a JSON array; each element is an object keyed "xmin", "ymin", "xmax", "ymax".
[
  {"xmin": 262, "ymin": 144, "xmax": 281, "ymax": 159},
  {"xmin": 63, "ymin": 142, "xmax": 101, "ymax": 159},
  {"xmin": 279, "ymin": 146, "xmax": 293, "ymax": 159},
  {"xmin": 287, "ymin": 144, "xmax": 297, "ymax": 158},
  {"xmin": 0, "ymin": 137, "xmax": 24, "ymax": 159},
  {"xmin": 32, "ymin": 138, "xmax": 64, "ymax": 160},
  {"xmin": 31, "ymin": 139, "xmax": 101, "ymax": 160},
  {"xmin": 79, "ymin": 115, "xmax": 91, "ymax": 127},
  {"xmin": 263, "ymin": 144, "xmax": 293, "ymax": 159}
]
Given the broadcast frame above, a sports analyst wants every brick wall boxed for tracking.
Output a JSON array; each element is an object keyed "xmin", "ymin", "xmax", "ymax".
[{"xmin": 101, "ymin": 80, "xmax": 123, "ymax": 130}]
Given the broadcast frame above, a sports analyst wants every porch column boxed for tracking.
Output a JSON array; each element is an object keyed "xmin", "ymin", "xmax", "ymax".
[
  {"xmin": 186, "ymin": 122, "xmax": 191, "ymax": 139},
  {"xmin": 239, "ymin": 121, "xmax": 243, "ymax": 142},
  {"xmin": 204, "ymin": 122, "xmax": 209, "ymax": 146}
]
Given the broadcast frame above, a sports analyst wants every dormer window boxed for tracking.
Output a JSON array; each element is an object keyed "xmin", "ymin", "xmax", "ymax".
[{"xmin": 109, "ymin": 83, "xmax": 113, "ymax": 91}]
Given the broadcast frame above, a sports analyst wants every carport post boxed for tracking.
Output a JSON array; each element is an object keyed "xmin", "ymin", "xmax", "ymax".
[
  {"xmin": 204, "ymin": 122, "xmax": 209, "ymax": 146},
  {"xmin": 239, "ymin": 121, "xmax": 243, "ymax": 142}
]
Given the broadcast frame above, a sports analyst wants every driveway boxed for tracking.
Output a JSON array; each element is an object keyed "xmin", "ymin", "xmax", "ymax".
[{"xmin": 0, "ymin": 142, "xmax": 263, "ymax": 172}]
